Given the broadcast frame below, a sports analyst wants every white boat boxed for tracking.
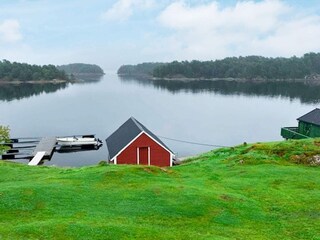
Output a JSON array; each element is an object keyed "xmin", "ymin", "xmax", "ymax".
[{"xmin": 56, "ymin": 136, "xmax": 102, "ymax": 147}]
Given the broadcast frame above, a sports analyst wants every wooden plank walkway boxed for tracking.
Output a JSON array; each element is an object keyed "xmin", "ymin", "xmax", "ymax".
[
  {"xmin": 28, "ymin": 151, "xmax": 46, "ymax": 166},
  {"xmin": 31, "ymin": 137, "xmax": 57, "ymax": 160}
]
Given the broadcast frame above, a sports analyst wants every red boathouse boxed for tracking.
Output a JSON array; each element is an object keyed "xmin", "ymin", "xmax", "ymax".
[{"xmin": 105, "ymin": 117, "xmax": 175, "ymax": 167}]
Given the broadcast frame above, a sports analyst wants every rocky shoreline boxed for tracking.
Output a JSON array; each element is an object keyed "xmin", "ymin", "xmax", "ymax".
[
  {"xmin": 118, "ymin": 73, "xmax": 320, "ymax": 85},
  {"xmin": 0, "ymin": 79, "xmax": 69, "ymax": 85}
]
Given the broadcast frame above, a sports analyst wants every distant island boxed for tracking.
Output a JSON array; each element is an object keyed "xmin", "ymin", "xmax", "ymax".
[
  {"xmin": 57, "ymin": 63, "xmax": 104, "ymax": 78},
  {"xmin": 0, "ymin": 60, "xmax": 68, "ymax": 83},
  {"xmin": 118, "ymin": 52, "xmax": 320, "ymax": 83}
]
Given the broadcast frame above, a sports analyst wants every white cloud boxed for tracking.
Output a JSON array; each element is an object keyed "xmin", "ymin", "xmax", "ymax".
[
  {"xmin": 154, "ymin": 0, "xmax": 320, "ymax": 60},
  {"xmin": 0, "ymin": 19, "xmax": 22, "ymax": 43},
  {"xmin": 102, "ymin": 0, "xmax": 155, "ymax": 21}
]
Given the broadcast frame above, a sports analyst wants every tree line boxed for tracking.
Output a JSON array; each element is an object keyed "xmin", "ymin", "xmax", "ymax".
[
  {"xmin": 118, "ymin": 53, "xmax": 320, "ymax": 80},
  {"xmin": 0, "ymin": 60, "xmax": 68, "ymax": 82},
  {"xmin": 117, "ymin": 63, "xmax": 165, "ymax": 77}
]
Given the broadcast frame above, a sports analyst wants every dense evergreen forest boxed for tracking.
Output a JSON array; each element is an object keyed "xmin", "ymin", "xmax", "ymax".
[
  {"xmin": 117, "ymin": 62, "xmax": 164, "ymax": 77},
  {"xmin": 0, "ymin": 60, "xmax": 68, "ymax": 82},
  {"xmin": 57, "ymin": 63, "xmax": 104, "ymax": 75},
  {"xmin": 118, "ymin": 53, "xmax": 320, "ymax": 80}
]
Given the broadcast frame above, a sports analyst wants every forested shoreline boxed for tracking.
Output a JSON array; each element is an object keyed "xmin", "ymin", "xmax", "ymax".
[
  {"xmin": 118, "ymin": 62, "xmax": 164, "ymax": 77},
  {"xmin": 0, "ymin": 61, "xmax": 105, "ymax": 83},
  {"xmin": 0, "ymin": 60, "xmax": 68, "ymax": 82},
  {"xmin": 118, "ymin": 53, "xmax": 320, "ymax": 81}
]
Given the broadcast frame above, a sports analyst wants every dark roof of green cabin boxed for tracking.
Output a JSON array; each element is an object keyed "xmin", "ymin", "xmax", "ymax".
[{"xmin": 297, "ymin": 108, "xmax": 320, "ymax": 126}]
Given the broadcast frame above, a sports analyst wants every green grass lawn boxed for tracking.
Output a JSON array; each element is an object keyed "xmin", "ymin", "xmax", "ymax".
[{"xmin": 0, "ymin": 139, "xmax": 320, "ymax": 239}]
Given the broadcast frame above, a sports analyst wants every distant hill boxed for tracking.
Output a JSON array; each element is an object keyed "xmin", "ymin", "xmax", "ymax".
[
  {"xmin": 57, "ymin": 63, "xmax": 104, "ymax": 76},
  {"xmin": 118, "ymin": 52, "xmax": 320, "ymax": 81},
  {"xmin": 0, "ymin": 60, "xmax": 68, "ymax": 82}
]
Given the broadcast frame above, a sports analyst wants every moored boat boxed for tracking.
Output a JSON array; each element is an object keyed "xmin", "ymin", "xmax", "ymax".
[{"xmin": 56, "ymin": 136, "xmax": 102, "ymax": 147}]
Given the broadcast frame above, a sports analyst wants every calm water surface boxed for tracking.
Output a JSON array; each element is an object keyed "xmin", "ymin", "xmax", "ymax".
[{"xmin": 0, "ymin": 73, "xmax": 319, "ymax": 166}]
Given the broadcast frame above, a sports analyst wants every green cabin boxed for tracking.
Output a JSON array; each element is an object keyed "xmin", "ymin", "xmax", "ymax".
[{"xmin": 281, "ymin": 108, "xmax": 320, "ymax": 139}]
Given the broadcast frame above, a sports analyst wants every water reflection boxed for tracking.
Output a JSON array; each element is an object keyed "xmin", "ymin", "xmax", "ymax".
[
  {"xmin": 0, "ymin": 83, "xmax": 67, "ymax": 102},
  {"xmin": 72, "ymin": 74, "xmax": 104, "ymax": 84},
  {"xmin": 0, "ymin": 75, "xmax": 104, "ymax": 102},
  {"xmin": 1, "ymin": 73, "xmax": 317, "ymax": 166},
  {"xmin": 119, "ymin": 76, "xmax": 320, "ymax": 104}
]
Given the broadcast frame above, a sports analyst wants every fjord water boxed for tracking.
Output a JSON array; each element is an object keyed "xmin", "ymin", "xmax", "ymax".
[{"xmin": 0, "ymin": 73, "xmax": 318, "ymax": 166}]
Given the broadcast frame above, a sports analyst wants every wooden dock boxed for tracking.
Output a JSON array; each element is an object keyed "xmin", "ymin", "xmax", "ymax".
[
  {"xmin": 29, "ymin": 137, "xmax": 57, "ymax": 165},
  {"xmin": 2, "ymin": 134, "xmax": 98, "ymax": 165}
]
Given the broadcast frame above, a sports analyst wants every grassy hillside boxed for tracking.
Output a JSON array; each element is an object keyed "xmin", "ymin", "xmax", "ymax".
[{"xmin": 0, "ymin": 139, "xmax": 319, "ymax": 239}]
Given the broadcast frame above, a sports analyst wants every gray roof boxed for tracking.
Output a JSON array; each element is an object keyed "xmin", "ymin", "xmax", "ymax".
[
  {"xmin": 105, "ymin": 117, "xmax": 173, "ymax": 160},
  {"xmin": 297, "ymin": 108, "xmax": 320, "ymax": 126}
]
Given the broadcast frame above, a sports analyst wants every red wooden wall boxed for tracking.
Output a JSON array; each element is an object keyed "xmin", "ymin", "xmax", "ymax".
[{"xmin": 117, "ymin": 133, "xmax": 171, "ymax": 167}]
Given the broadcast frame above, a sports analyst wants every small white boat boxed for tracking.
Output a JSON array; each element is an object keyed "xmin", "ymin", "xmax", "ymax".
[{"xmin": 56, "ymin": 136, "xmax": 102, "ymax": 147}]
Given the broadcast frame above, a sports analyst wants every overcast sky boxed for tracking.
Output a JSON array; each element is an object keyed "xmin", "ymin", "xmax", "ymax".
[{"xmin": 1, "ymin": 0, "xmax": 320, "ymax": 71}]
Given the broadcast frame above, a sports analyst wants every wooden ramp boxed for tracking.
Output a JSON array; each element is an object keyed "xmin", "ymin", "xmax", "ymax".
[
  {"xmin": 29, "ymin": 151, "xmax": 46, "ymax": 166},
  {"xmin": 29, "ymin": 137, "xmax": 57, "ymax": 165}
]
